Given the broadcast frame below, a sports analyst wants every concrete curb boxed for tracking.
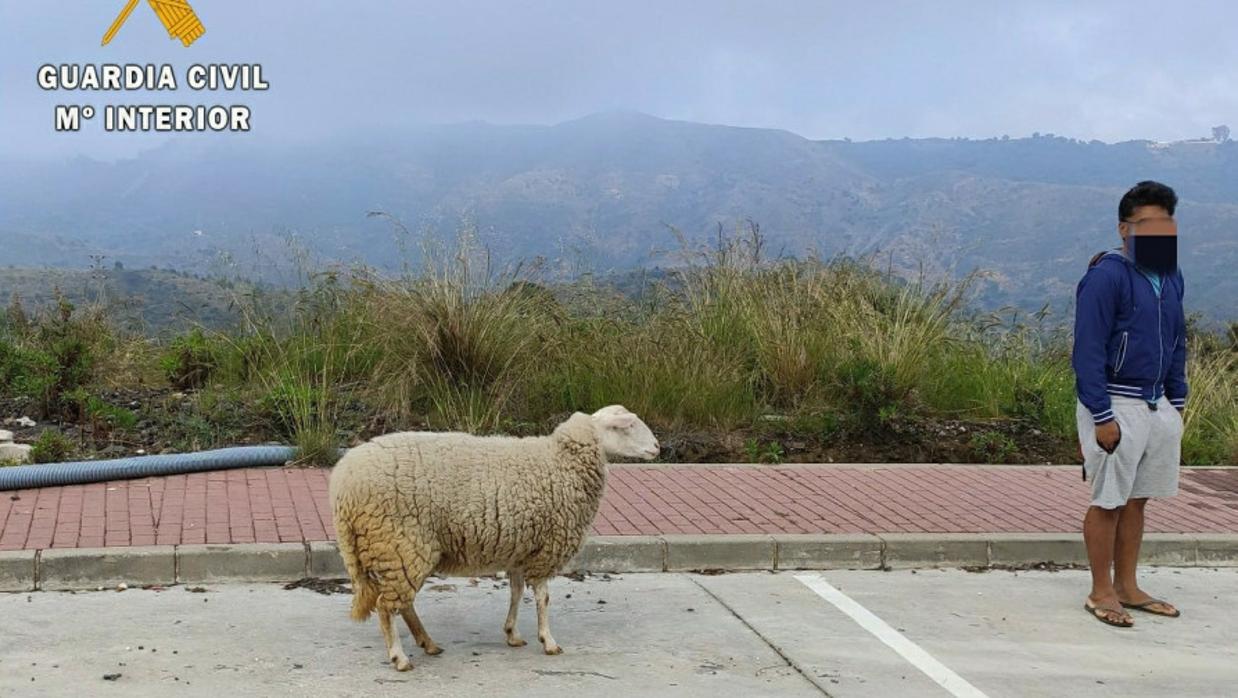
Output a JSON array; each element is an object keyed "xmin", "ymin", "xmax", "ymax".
[
  {"xmin": 0, "ymin": 550, "xmax": 37, "ymax": 592},
  {"xmin": 882, "ymin": 533, "xmax": 990, "ymax": 569},
  {"xmin": 2, "ymin": 533, "xmax": 1235, "ymax": 591},
  {"xmin": 39, "ymin": 546, "xmax": 176, "ymax": 590},
  {"xmin": 178, "ymin": 543, "xmax": 308, "ymax": 584}
]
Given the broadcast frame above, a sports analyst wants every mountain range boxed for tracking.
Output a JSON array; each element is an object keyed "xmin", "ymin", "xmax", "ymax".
[{"xmin": 1, "ymin": 111, "xmax": 1234, "ymax": 319}]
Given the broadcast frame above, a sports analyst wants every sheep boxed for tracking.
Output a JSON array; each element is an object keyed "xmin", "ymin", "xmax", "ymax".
[{"xmin": 329, "ymin": 404, "xmax": 659, "ymax": 671}]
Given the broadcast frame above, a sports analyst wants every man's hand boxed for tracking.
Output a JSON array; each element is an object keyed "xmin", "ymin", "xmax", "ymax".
[{"xmin": 1095, "ymin": 421, "xmax": 1121, "ymax": 453}]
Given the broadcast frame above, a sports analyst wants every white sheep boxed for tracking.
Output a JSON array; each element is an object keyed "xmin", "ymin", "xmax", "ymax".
[{"xmin": 329, "ymin": 404, "xmax": 659, "ymax": 671}]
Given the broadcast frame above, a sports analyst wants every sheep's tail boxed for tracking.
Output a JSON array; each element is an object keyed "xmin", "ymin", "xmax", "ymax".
[{"xmin": 334, "ymin": 513, "xmax": 379, "ymax": 622}]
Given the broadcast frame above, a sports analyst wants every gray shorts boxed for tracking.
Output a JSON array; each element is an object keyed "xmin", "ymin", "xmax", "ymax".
[{"xmin": 1076, "ymin": 396, "xmax": 1182, "ymax": 509}]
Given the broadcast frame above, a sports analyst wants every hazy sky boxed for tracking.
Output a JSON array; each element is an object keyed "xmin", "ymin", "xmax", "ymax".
[{"xmin": 2, "ymin": 0, "xmax": 1235, "ymax": 160}]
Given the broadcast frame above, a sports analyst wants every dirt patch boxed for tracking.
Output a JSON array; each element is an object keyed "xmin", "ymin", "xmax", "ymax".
[
  {"xmin": 3, "ymin": 387, "xmax": 1081, "ymax": 466},
  {"xmin": 661, "ymin": 418, "xmax": 1078, "ymax": 465},
  {"xmin": 963, "ymin": 561, "xmax": 1085, "ymax": 573},
  {"xmin": 282, "ymin": 577, "xmax": 351, "ymax": 595}
]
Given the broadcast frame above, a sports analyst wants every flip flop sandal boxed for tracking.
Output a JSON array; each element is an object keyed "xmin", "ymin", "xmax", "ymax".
[
  {"xmin": 1084, "ymin": 601, "xmax": 1133, "ymax": 627},
  {"xmin": 1121, "ymin": 599, "xmax": 1181, "ymax": 618}
]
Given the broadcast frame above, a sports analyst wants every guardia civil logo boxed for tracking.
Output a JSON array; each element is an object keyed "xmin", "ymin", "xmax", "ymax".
[{"xmin": 102, "ymin": 0, "xmax": 206, "ymax": 47}]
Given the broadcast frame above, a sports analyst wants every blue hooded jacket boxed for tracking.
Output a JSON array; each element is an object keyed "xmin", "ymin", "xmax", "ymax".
[{"xmin": 1072, "ymin": 251, "xmax": 1188, "ymax": 426}]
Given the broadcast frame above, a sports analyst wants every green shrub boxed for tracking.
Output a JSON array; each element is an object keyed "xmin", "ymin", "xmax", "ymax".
[
  {"xmin": 40, "ymin": 299, "xmax": 100, "ymax": 405},
  {"xmin": 787, "ymin": 411, "xmax": 842, "ymax": 442},
  {"xmin": 70, "ymin": 389, "xmax": 139, "ymax": 434},
  {"xmin": 161, "ymin": 327, "xmax": 220, "ymax": 390},
  {"xmin": 969, "ymin": 430, "xmax": 1018, "ymax": 464},
  {"xmin": 259, "ymin": 377, "xmax": 321, "ymax": 439},
  {"xmin": 533, "ymin": 314, "xmax": 756, "ymax": 431},
  {"xmin": 30, "ymin": 430, "xmax": 74, "ymax": 464},
  {"xmin": 4, "ymin": 294, "xmax": 116, "ymax": 418},
  {"xmin": 0, "ymin": 340, "xmax": 56, "ymax": 404},
  {"xmin": 167, "ymin": 389, "xmax": 251, "ymax": 452},
  {"xmin": 744, "ymin": 438, "xmax": 785, "ymax": 464},
  {"xmin": 920, "ymin": 310, "xmax": 1076, "ymax": 439},
  {"xmin": 834, "ymin": 357, "xmax": 909, "ymax": 436},
  {"xmin": 1181, "ymin": 349, "xmax": 1238, "ymax": 465}
]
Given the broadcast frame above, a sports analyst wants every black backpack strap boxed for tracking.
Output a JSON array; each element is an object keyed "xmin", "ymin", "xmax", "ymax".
[{"xmin": 1088, "ymin": 250, "xmax": 1108, "ymax": 269}]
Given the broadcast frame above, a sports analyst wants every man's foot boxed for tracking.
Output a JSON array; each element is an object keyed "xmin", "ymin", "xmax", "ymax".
[
  {"xmin": 1084, "ymin": 596, "xmax": 1133, "ymax": 627},
  {"xmin": 1118, "ymin": 590, "xmax": 1180, "ymax": 617}
]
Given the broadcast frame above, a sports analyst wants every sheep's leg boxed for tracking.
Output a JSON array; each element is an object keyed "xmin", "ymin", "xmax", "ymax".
[
  {"xmin": 379, "ymin": 611, "xmax": 412, "ymax": 671},
  {"xmin": 504, "ymin": 571, "xmax": 528, "ymax": 647},
  {"xmin": 531, "ymin": 578, "xmax": 562, "ymax": 655},
  {"xmin": 400, "ymin": 603, "xmax": 442, "ymax": 656}
]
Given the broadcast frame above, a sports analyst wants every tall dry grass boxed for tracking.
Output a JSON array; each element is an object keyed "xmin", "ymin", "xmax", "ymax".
[{"xmin": 10, "ymin": 224, "xmax": 1232, "ymax": 466}]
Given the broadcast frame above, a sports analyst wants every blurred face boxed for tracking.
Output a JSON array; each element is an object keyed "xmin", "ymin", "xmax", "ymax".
[{"xmin": 1119, "ymin": 205, "xmax": 1178, "ymax": 274}]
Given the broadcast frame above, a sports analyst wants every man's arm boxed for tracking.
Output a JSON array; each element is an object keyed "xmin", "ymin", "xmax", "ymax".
[
  {"xmin": 1072, "ymin": 267, "xmax": 1118, "ymax": 425},
  {"xmin": 1166, "ymin": 273, "xmax": 1188, "ymax": 411}
]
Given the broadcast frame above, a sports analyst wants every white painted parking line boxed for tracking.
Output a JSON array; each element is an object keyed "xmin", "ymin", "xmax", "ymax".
[{"xmin": 795, "ymin": 573, "xmax": 989, "ymax": 698}]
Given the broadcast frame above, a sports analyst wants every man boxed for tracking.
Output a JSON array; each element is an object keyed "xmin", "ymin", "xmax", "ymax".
[{"xmin": 1072, "ymin": 180, "xmax": 1187, "ymax": 627}]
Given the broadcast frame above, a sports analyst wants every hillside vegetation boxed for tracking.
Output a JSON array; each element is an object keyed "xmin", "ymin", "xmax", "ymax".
[
  {"xmin": 2, "ymin": 230, "xmax": 1234, "ymax": 467},
  {"xmin": 0, "ymin": 266, "xmax": 256, "ymax": 334},
  {"xmin": 2, "ymin": 112, "xmax": 1235, "ymax": 319}
]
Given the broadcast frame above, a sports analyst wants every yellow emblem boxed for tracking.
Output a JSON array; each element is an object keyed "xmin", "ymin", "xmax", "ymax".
[{"xmin": 102, "ymin": 0, "xmax": 206, "ymax": 47}]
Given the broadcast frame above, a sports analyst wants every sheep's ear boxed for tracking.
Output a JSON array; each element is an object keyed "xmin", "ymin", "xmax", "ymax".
[{"xmin": 596, "ymin": 411, "xmax": 637, "ymax": 430}]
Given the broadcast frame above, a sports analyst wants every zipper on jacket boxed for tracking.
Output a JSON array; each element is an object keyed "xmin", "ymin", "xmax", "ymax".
[
  {"xmin": 1155, "ymin": 282, "xmax": 1164, "ymax": 402},
  {"xmin": 1114, "ymin": 331, "xmax": 1129, "ymax": 374}
]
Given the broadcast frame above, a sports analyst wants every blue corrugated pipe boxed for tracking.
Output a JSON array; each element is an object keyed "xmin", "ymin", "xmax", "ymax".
[{"xmin": 0, "ymin": 446, "xmax": 320, "ymax": 491}]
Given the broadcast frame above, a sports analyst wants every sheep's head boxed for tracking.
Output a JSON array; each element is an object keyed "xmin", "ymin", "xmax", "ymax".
[{"xmin": 591, "ymin": 405, "xmax": 659, "ymax": 461}]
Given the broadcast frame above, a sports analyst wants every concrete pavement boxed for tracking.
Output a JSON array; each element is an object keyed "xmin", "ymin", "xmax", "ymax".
[{"xmin": 3, "ymin": 569, "xmax": 1236, "ymax": 697}]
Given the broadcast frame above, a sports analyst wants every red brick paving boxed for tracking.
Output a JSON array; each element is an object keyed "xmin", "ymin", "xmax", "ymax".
[{"xmin": 1, "ymin": 465, "xmax": 1236, "ymax": 551}]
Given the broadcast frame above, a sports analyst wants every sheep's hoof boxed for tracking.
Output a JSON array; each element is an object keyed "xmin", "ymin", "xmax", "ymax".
[
  {"xmin": 391, "ymin": 656, "xmax": 412, "ymax": 672},
  {"xmin": 543, "ymin": 644, "xmax": 563, "ymax": 656},
  {"xmin": 422, "ymin": 643, "xmax": 444, "ymax": 656},
  {"xmin": 506, "ymin": 636, "xmax": 528, "ymax": 648}
]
